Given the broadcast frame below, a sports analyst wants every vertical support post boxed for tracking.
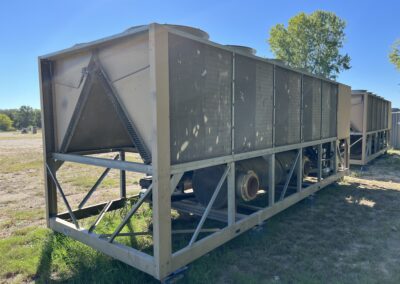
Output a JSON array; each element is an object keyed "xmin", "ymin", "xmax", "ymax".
[
  {"xmin": 367, "ymin": 134, "xmax": 372, "ymax": 156},
  {"xmin": 149, "ymin": 24, "xmax": 172, "ymax": 280},
  {"xmin": 296, "ymin": 148, "xmax": 302, "ymax": 192},
  {"xmin": 332, "ymin": 141, "xmax": 338, "ymax": 174},
  {"xmin": 317, "ymin": 144, "xmax": 322, "ymax": 181},
  {"xmin": 39, "ymin": 59, "xmax": 58, "ymax": 226},
  {"xmin": 297, "ymin": 75, "xmax": 303, "ymax": 192},
  {"xmin": 119, "ymin": 151, "xmax": 126, "ymax": 199},
  {"xmin": 228, "ymin": 50, "xmax": 236, "ymax": 226},
  {"xmin": 227, "ymin": 162, "xmax": 236, "ymax": 226},
  {"xmin": 272, "ymin": 65, "xmax": 276, "ymax": 148},
  {"xmin": 361, "ymin": 93, "xmax": 368, "ymax": 164},
  {"xmin": 231, "ymin": 52, "xmax": 235, "ymax": 155},
  {"xmin": 300, "ymin": 74, "xmax": 304, "ymax": 143},
  {"xmin": 268, "ymin": 153, "xmax": 275, "ymax": 206},
  {"xmin": 346, "ymin": 137, "xmax": 350, "ymax": 168}
]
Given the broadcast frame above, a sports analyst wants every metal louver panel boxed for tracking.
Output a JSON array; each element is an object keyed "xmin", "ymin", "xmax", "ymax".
[
  {"xmin": 275, "ymin": 67, "xmax": 301, "ymax": 146},
  {"xmin": 303, "ymin": 76, "xmax": 322, "ymax": 141},
  {"xmin": 234, "ymin": 55, "xmax": 273, "ymax": 153},
  {"xmin": 169, "ymin": 33, "xmax": 232, "ymax": 164},
  {"xmin": 321, "ymin": 81, "xmax": 337, "ymax": 138}
]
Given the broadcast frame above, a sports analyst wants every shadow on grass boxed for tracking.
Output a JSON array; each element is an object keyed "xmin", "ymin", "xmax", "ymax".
[
  {"xmin": 33, "ymin": 180, "xmax": 400, "ymax": 283},
  {"xmin": 34, "ymin": 231, "xmax": 158, "ymax": 284},
  {"xmin": 35, "ymin": 233, "xmax": 54, "ymax": 282},
  {"xmin": 350, "ymin": 150, "xmax": 400, "ymax": 182}
]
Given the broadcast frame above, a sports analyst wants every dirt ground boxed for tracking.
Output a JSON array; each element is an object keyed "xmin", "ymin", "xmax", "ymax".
[
  {"xmin": 2, "ymin": 131, "xmax": 400, "ymax": 283},
  {"xmin": 0, "ymin": 131, "xmax": 143, "ymax": 238}
]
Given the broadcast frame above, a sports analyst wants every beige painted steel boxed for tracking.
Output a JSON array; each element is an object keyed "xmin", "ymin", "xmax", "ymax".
[
  {"xmin": 388, "ymin": 101, "xmax": 393, "ymax": 130},
  {"xmin": 50, "ymin": 32, "xmax": 153, "ymax": 152},
  {"xmin": 52, "ymin": 51, "xmax": 91, "ymax": 149},
  {"xmin": 40, "ymin": 23, "xmax": 352, "ymax": 281},
  {"xmin": 337, "ymin": 84, "xmax": 351, "ymax": 139},
  {"xmin": 149, "ymin": 24, "xmax": 173, "ymax": 279},
  {"xmin": 50, "ymin": 218, "xmax": 155, "ymax": 275},
  {"xmin": 350, "ymin": 90, "xmax": 391, "ymax": 165},
  {"xmin": 170, "ymin": 170, "xmax": 348, "ymax": 271},
  {"xmin": 350, "ymin": 93, "xmax": 364, "ymax": 133},
  {"xmin": 98, "ymin": 33, "xmax": 153, "ymax": 151}
]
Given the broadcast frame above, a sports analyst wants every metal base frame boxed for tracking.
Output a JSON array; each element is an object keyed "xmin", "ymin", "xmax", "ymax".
[
  {"xmin": 39, "ymin": 24, "xmax": 351, "ymax": 281},
  {"xmin": 350, "ymin": 129, "xmax": 390, "ymax": 165},
  {"xmin": 46, "ymin": 137, "xmax": 349, "ymax": 281}
]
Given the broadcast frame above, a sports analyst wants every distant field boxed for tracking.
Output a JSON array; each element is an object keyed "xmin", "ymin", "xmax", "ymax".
[{"xmin": 1, "ymin": 131, "xmax": 400, "ymax": 283}]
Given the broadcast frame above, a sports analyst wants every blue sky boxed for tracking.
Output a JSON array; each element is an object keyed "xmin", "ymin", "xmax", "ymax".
[{"xmin": 0, "ymin": 0, "xmax": 399, "ymax": 108}]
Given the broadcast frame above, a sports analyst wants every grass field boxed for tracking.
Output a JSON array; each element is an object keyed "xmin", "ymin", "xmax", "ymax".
[{"xmin": 1, "ymin": 131, "xmax": 400, "ymax": 283}]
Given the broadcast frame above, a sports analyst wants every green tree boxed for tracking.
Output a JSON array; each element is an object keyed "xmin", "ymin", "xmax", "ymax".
[
  {"xmin": 268, "ymin": 10, "xmax": 351, "ymax": 79},
  {"xmin": 0, "ymin": 109, "xmax": 18, "ymax": 127},
  {"xmin": 0, "ymin": 113, "xmax": 13, "ymax": 131},
  {"xmin": 389, "ymin": 40, "xmax": 400, "ymax": 70},
  {"xmin": 34, "ymin": 109, "xmax": 42, "ymax": 128},
  {"xmin": 15, "ymin": 105, "xmax": 35, "ymax": 129}
]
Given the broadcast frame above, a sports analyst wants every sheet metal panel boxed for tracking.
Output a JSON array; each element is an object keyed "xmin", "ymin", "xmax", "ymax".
[
  {"xmin": 52, "ymin": 51, "xmax": 91, "ymax": 149},
  {"xmin": 302, "ymin": 76, "xmax": 322, "ymax": 141},
  {"xmin": 321, "ymin": 81, "xmax": 337, "ymax": 138},
  {"xmin": 367, "ymin": 95, "xmax": 373, "ymax": 131},
  {"xmin": 169, "ymin": 33, "xmax": 232, "ymax": 164},
  {"xmin": 378, "ymin": 100, "xmax": 385, "ymax": 129},
  {"xmin": 350, "ymin": 94, "xmax": 364, "ymax": 133},
  {"xmin": 275, "ymin": 67, "xmax": 301, "ymax": 146},
  {"xmin": 329, "ymin": 84, "xmax": 338, "ymax": 137},
  {"xmin": 337, "ymin": 84, "xmax": 351, "ymax": 139},
  {"xmin": 98, "ymin": 33, "xmax": 153, "ymax": 152},
  {"xmin": 392, "ymin": 112, "xmax": 400, "ymax": 149},
  {"xmin": 66, "ymin": 76, "xmax": 133, "ymax": 152},
  {"xmin": 234, "ymin": 55, "xmax": 273, "ymax": 153},
  {"xmin": 372, "ymin": 96, "xmax": 377, "ymax": 131},
  {"xmin": 384, "ymin": 101, "xmax": 388, "ymax": 129}
]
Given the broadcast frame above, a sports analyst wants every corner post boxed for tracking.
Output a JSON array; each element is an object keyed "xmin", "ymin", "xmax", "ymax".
[
  {"xmin": 227, "ymin": 162, "xmax": 236, "ymax": 225},
  {"xmin": 296, "ymin": 148, "xmax": 302, "ymax": 192},
  {"xmin": 149, "ymin": 24, "xmax": 172, "ymax": 280},
  {"xmin": 268, "ymin": 153, "xmax": 275, "ymax": 206},
  {"xmin": 317, "ymin": 144, "xmax": 322, "ymax": 181},
  {"xmin": 332, "ymin": 141, "xmax": 338, "ymax": 174},
  {"xmin": 39, "ymin": 58, "xmax": 58, "ymax": 226},
  {"xmin": 361, "ymin": 93, "xmax": 368, "ymax": 164}
]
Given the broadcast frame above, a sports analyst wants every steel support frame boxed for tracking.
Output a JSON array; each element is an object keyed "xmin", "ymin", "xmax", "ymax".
[
  {"xmin": 350, "ymin": 93, "xmax": 391, "ymax": 166},
  {"xmin": 170, "ymin": 167, "xmax": 348, "ymax": 273},
  {"xmin": 350, "ymin": 129, "xmax": 390, "ymax": 166},
  {"xmin": 40, "ymin": 24, "xmax": 350, "ymax": 281},
  {"xmin": 168, "ymin": 141, "xmax": 346, "ymax": 280},
  {"xmin": 47, "ymin": 142, "xmax": 347, "ymax": 281},
  {"xmin": 40, "ymin": 37, "xmax": 160, "ymax": 277}
]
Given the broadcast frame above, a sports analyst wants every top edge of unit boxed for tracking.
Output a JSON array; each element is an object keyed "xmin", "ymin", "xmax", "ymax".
[
  {"xmin": 39, "ymin": 24, "xmax": 150, "ymax": 60},
  {"xmin": 166, "ymin": 24, "xmax": 347, "ymax": 86},
  {"xmin": 225, "ymin": 45, "xmax": 257, "ymax": 55},
  {"xmin": 38, "ymin": 23, "xmax": 348, "ymax": 87},
  {"xmin": 164, "ymin": 24, "xmax": 209, "ymax": 40},
  {"xmin": 39, "ymin": 23, "xmax": 211, "ymax": 60},
  {"xmin": 352, "ymin": 90, "xmax": 390, "ymax": 102},
  {"xmin": 352, "ymin": 89, "xmax": 368, "ymax": 94}
]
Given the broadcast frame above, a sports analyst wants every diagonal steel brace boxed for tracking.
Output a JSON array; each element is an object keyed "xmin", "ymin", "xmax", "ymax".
[
  {"xmin": 189, "ymin": 164, "xmax": 231, "ymax": 246},
  {"xmin": 108, "ymin": 184, "xmax": 153, "ymax": 243},
  {"xmin": 279, "ymin": 151, "xmax": 300, "ymax": 201},
  {"xmin": 78, "ymin": 154, "xmax": 120, "ymax": 209},
  {"xmin": 46, "ymin": 164, "xmax": 79, "ymax": 229}
]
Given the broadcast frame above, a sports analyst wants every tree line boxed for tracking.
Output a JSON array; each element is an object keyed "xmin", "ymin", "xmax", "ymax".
[
  {"xmin": 268, "ymin": 10, "xmax": 399, "ymax": 78},
  {"xmin": 0, "ymin": 106, "xmax": 41, "ymax": 131}
]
